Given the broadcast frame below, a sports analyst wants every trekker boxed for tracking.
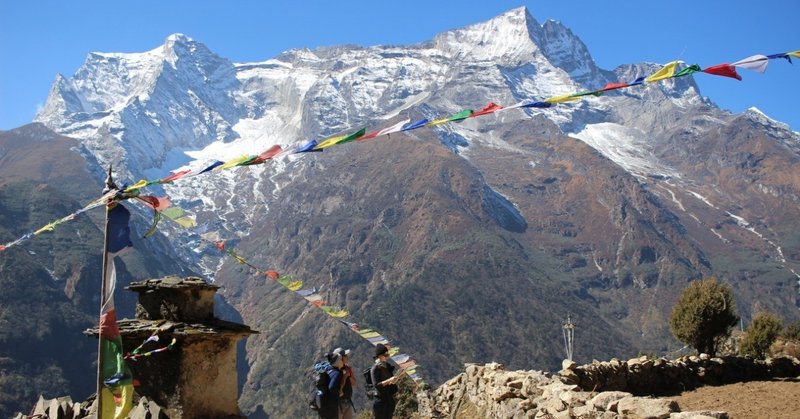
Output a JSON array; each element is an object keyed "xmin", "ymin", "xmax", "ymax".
[
  {"xmin": 370, "ymin": 344, "xmax": 399, "ymax": 419},
  {"xmin": 319, "ymin": 352, "xmax": 344, "ymax": 419},
  {"xmin": 334, "ymin": 347, "xmax": 356, "ymax": 419}
]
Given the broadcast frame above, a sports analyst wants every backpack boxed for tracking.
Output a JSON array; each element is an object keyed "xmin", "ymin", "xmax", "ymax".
[
  {"xmin": 363, "ymin": 366, "xmax": 378, "ymax": 399},
  {"xmin": 309, "ymin": 361, "xmax": 332, "ymax": 411}
]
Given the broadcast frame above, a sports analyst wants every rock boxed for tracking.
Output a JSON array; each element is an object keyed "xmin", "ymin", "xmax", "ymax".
[
  {"xmin": 590, "ymin": 391, "xmax": 633, "ymax": 411},
  {"xmin": 542, "ymin": 397, "xmax": 567, "ymax": 414},
  {"xmin": 562, "ymin": 359, "xmax": 577, "ymax": 370},
  {"xmin": 558, "ymin": 368, "xmax": 580, "ymax": 385},
  {"xmin": 617, "ymin": 396, "xmax": 678, "ymax": 419},
  {"xmin": 571, "ymin": 404, "xmax": 596, "ymax": 417},
  {"xmin": 699, "ymin": 353, "xmax": 710, "ymax": 361},
  {"xmin": 670, "ymin": 411, "xmax": 729, "ymax": 419}
]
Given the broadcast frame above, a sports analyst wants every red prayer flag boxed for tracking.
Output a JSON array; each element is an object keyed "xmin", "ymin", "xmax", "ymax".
[
  {"xmin": 470, "ymin": 102, "xmax": 503, "ymax": 117},
  {"xmin": 253, "ymin": 145, "xmax": 283, "ymax": 163},
  {"xmin": 160, "ymin": 170, "xmax": 191, "ymax": 184},
  {"xmin": 138, "ymin": 195, "xmax": 171, "ymax": 211},
  {"xmin": 358, "ymin": 131, "xmax": 381, "ymax": 141},
  {"xmin": 601, "ymin": 82, "xmax": 629, "ymax": 91},
  {"xmin": 214, "ymin": 241, "xmax": 225, "ymax": 251},
  {"xmin": 702, "ymin": 64, "xmax": 742, "ymax": 81},
  {"xmin": 265, "ymin": 270, "xmax": 280, "ymax": 280}
]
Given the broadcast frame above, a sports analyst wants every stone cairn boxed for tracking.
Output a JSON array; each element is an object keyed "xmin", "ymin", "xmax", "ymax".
[
  {"xmin": 426, "ymin": 355, "xmax": 800, "ymax": 419},
  {"xmin": 14, "ymin": 276, "xmax": 256, "ymax": 419}
]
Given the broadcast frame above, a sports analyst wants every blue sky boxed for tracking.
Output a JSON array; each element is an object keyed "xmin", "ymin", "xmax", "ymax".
[{"xmin": 1, "ymin": 0, "xmax": 798, "ymax": 130}]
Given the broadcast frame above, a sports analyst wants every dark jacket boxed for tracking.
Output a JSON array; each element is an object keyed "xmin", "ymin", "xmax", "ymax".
[{"xmin": 370, "ymin": 361, "xmax": 398, "ymax": 400}]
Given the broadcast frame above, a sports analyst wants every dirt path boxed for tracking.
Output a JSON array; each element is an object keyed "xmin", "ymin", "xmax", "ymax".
[{"xmin": 670, "ymin": 379, "xmax": 800, "ymax": 419}]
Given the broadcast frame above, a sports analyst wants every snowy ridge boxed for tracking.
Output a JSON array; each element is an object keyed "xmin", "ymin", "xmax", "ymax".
[{"xmin": 30, "ymin": 7, "xmax": 798, "ymax": 273}]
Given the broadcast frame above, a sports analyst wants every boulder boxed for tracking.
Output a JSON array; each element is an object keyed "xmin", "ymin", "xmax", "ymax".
[
  {"xmin": 617, "ymin": 396, "xmax": 678, "ymax": 419},
  {"xmin": 589, "ymin": 391, "xmax": 633, "ymax": 411}
]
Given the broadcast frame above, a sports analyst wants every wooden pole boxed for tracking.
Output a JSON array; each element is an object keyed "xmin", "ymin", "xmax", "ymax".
[{"xmin": 96, "ymin": 166, "xmax": 116, "ymax": 417}]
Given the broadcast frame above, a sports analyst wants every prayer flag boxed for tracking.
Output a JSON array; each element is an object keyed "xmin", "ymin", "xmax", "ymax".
[
  {"xmin": 521, "ymin": 101, "xmax": 553, "ymax": 109},
  {"xmin": 733, "ymin": 55, "xmax": 769, "ymax": 73},
  {"xmin": 428, "ymin": 109, "xmax": 473, "ymax": 126},
  {"xmin": 124, "ymin": 179, "xmax": 151, "ymax": 193},
  {"xmin": 601, "ymin": 82, "xmax": 630, "ymax": 91},
  {"xmin": 217, "ymin": 155, "xmax": 254, "ymax": 171},
  {"xmin": 321, "ymin": 306, "xmax": 348, "ymax": 318},
  {"xmin": 402, "ymin": 118, "xmax": 429, "ymax": 131},
  {"xmin": 295, "ymin": 139, "xmax": 320, "ymax": 153},
  {"xmin": 768, "ymin": 52, "xmax": 793, "ymax": 63},
  {"xmin": 100, "ymin": 203, "xmax": 134, "ymax": 419},
  {"xmin": 501, "ymin": 99, "xmax": 536, "ymax": 110},
  {"xmin": 315, "ymin": 128, "xmax": 366, "ymax": 150},
  {"xmin": 544, "ymin": 95, "xmax": 581, "ymax": 104},
  {"xmin": 160, "ymin": 170, "xmax": 192, "ymax": 184},
  {"xmin": 674, "ymin": 64, "xmax": 702, "ymax": 78},
  {"xmin": 702, "ymin": 64, "xmax": 742, "ymax": 80},
  {"xmin": 242, "ymin": 145, "xmax": 283, "ymax": 166},
  {"xmin": 198, "ymin": 161, "xmax": 224, "ymax": 174},
  {"xmin": 471, "ymin": 102, "xmax": 503, "ymax": 117},
  {"xmin": 137, "ymin": 196, "xmax": 171, "ymax": 211},
  {"xmin": 358, "ymin": 118, "xmax": 411, "ymax": 141},
  {"xmin": 645, "ymin": 61, "xmax": 679, "ymax": 83},
  {"xmin": 789, "ymin": 51, "xmax": 800, "ymax": 59},
  {"xmin": 627, "ymin": 76, "xmax": 646, "ymax": 86}
]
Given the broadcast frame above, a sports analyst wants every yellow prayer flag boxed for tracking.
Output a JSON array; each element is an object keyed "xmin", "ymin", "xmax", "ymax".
[
  {"xmin": 426, "ymin": 118, "xmax": 450, "ymax": 127},
  {"xmin": 645, "ymin": 61, "xmax": 679, "ymax": 83},
  {"xmin": 359, "ymin": 331, "xmax": 381, "ymax": 339},
  {"xmin": 544, "ymin": 95, "xmax": 581, "ymax": 104},
  {"xmin": 34, "ymin": 222, "xmax": 57, "ymax": 235},
  {"xmin": 321, "ymin": 306, "xmax": 348, "ymax": 318},
  {"xmin": 789, "ymin": 51, "xmax": 800, "ymax": 58},
  {"xmin": 314, "ymin": 135, "xmax": 347, "ymax": 150},
  {"xmin": 124, "ymin": 179, "xmax": 149, "ymax": 192},
  {"xmin": 172, "ymin": 216, "xmax": 196, "ymax": 228},
  {"xmin": 217, "ymin": 155, "xmax": 252, "ymax": 171},
  {"xmin": 287, "ymin": 280, "xmax": 303, "ymax": 291}
]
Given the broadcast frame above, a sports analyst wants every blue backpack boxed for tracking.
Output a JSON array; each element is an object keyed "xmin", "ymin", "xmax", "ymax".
[{"xmin": 309, "ymin": 361, "xmax": 332, "ymax": 411}]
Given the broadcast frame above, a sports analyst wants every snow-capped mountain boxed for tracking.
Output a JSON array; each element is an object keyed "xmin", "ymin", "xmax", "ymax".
[
  {"xmin": 34, "ymin": 7, "xmax": 712, "ymax": 247},
  {"xmin": 27, "ymin": 7, "xmax": 800, "ymax": 417}
]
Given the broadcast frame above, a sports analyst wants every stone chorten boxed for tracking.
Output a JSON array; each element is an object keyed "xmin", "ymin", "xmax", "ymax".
[{"xmin": 93, "ymin": 275, "xmax": 256, "ymax": 418}]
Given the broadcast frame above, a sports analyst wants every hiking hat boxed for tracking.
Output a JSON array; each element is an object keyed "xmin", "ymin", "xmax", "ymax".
[
  {"xmin": 375, "ymin": 343, "xmax": 389, "ymax": 358},
  {"xmin": 333, "ymin": 347, "xmax": 351, "ymax": 357},
  {"xmin": 327, "ymin": 352, "xmax": 341, "ymax": 364}
]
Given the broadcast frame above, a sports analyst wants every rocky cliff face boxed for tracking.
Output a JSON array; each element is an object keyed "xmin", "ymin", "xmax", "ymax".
[{"xmin": 6, "ymin": 6, "xmax": 799, "ymax": 418}]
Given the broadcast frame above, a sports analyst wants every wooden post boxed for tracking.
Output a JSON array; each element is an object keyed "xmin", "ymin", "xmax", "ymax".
[{"xmin": 96, "ymin": 166, "xmax": 116, "ymax": 417}]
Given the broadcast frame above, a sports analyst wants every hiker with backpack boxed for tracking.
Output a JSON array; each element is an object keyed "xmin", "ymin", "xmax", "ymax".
[
  {"xmin": 311, "ymin": 351, "xmax": 344, "ymax": 419},
  {"xmin": 333, "ymin": 347, "xmax": 356, "ymax": 419},
  {"xmin": 369, "ymin": 344, "xmax": 399, "ymax": 419}
]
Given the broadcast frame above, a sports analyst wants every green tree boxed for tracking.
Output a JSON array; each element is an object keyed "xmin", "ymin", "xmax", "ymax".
[
  {"xmin": 741, "ymin": 312, "xmax": 782, "ymax": 358},
  {"xmin": 669, "ymin": 278, "xmax": 739, "ymax": 356},
  {"xmin": 781, "ymin": 320, "xmax": 800, "ymax": 342}
]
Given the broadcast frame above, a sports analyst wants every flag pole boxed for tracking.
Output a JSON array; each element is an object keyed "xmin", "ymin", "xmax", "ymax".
[{"xmin": 97, "ymin": 166, "xmax": 116, "ymax": 417}]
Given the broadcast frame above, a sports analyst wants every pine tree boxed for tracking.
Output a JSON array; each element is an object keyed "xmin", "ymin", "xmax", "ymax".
[
  {"xmin": 669, "ymin": 278, "xmax": 738, "ymax": 356},
  {"xmin": 741, "ymin": 312, "xmax": 782, "ymax": 358}
]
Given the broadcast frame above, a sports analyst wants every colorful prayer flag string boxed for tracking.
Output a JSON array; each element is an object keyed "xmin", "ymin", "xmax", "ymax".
[{"xmin": 1, "ymin": 49, "xmax": 796, "ymax": 253}]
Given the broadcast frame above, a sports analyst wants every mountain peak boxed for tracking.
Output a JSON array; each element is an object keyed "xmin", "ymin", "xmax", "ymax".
[{"xmin": 431, "ymin": 6, "xmax": 541, "ymax": 64}]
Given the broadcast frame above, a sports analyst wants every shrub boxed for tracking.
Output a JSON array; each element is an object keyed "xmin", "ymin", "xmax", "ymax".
[
  {"xmin": 781, "ymin": 320, "xmax": 800, "ymax": 342},
  {"xmin": 741, "ymin": 312, "xmax": 783, "ymax": 358},
  {"xmin": 669, "ymin": 278, "xmax": 739, "ymax": 356}
]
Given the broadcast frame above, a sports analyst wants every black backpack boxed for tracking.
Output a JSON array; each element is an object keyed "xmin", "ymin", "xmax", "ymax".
[
  {"xmin": 309, "ymin": 361, "xmax": 332, "ymax": 411},
  {"xmin": 363, "ymin": 366, "xmax": 378, "ymax": 399}
]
